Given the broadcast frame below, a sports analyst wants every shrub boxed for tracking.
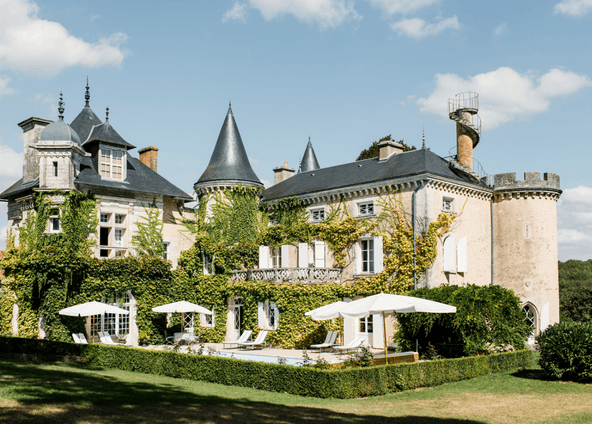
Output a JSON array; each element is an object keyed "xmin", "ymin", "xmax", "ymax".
[
  {"xmin": 395, "ymin": 285, "xmax": 531, "ymax": 358},
  {"xmin": 537, "ymin": 321, "xmax": 592, "ymax": 382}
]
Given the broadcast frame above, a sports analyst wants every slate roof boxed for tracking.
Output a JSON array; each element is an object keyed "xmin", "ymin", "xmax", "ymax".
[
  {"xmin": 71, "ymin": 107, "xmax": 102, "ymax": 143},
  {"xmin": 0, "ymin": 178, "xmax": 39, "ymax": 200},
  {"xmin": 299, "ymin": 138, "xmax": 320, "ymax": 173},
  {"xmin": 195, "ymin": 105, "xmax": 262, "ymax": 190},
  {"xmin": 39, "ymin": 120, "xmax": 81, "ymax": 145},
  {"xmin": 76, "ymin": 155, "xmax": 192, "ymax": 200},
  {"xmin": 262, "ymin": 148, "xmax": 488, "ymax": 202},
  {"xmin": 83, "ymin": 121, "xmax": 136, "ymax": 149}
]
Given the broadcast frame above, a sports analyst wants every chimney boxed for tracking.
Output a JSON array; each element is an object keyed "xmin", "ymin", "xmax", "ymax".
[
  {"xmin": 273, "ymin": 162, "xmax": 295, "ymax": 185},
  {"xmin": 139, "ymin": 146, "xmax": 158, "ymax": 172},
  {"xmin": 18, "ymin": 117, "xmax": 53, "ymax": 184},
  {"xmin": 378, "ymin": 140, "xmax": 404, "ymax": 160},
  {"xmin": 456, "ymin": 112, "xmax": 473, "ymax": 171}
]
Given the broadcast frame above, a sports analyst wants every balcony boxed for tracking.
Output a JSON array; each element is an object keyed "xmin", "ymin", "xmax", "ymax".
[{"xmin": 229, "ymin": 267, "xmax": 342, "ymax": 284}]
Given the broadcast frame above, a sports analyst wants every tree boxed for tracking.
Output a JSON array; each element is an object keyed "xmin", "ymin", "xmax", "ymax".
[
  {"xmin": 356, "ymin": 135, "xmax": 416, "ymax": 161},
  {"xmin": 132, "ymin": 200, "xmax": 166, "ymax": 258},
  {"xmin": 558, "ymin": 259, "xmax": 592, "ymax": 322}
]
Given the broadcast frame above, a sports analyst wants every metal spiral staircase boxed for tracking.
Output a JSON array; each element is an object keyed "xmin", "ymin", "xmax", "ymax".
[{"xmin": 448, "ymin": 92, "xmax": 481, "ymax": 148}]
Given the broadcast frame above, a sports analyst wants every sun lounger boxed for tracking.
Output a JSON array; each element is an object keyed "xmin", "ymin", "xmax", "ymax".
[
  {"xmin": 77, "ymin": 333, "xmax": 88, "ymax": 344},
  {"xmin": 333, "ymin": 337, "xmax": 365, "ymax": 354},
  {"xmin": 239, "ymin": 330, "xmax": 269, "ymax": 350},
  {"xmin": 222, "ymin": 330, "xmax": 253, "ymax": 349},
  {"xmin": 72, "ymin": 333, "xmax": 82, "ymax": 343},
  {"xmin": 309, "ymin": 330, "xmax": 338, "ymax": 352},
  {"xmin": 99, "ymin": 331, "xmax": 121, "ymax": 345}
]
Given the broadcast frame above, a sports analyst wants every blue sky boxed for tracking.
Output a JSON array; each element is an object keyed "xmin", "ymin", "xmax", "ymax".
[{"xmin": 0, "ymin": 0, "xmax": 591, "ymax": 260}]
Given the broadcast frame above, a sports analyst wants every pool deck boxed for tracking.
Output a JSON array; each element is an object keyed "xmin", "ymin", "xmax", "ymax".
[{"xmin": 142, "ymin": 342, "xmax": 418, "ymax": 365}]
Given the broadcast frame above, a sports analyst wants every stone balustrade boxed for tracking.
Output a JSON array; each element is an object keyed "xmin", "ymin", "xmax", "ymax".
[{"xmin": 229, "ymin": 267, "xmax": 342, "ymax": 284}]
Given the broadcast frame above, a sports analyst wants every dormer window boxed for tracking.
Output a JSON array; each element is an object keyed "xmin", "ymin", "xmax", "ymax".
[
  {"xmin": 311, "ymin": 208, "xmax": 325, "ymax": 222},
  {"xmin": 100, "ymin": 147, "xmax": 125, "ymax": 180}
]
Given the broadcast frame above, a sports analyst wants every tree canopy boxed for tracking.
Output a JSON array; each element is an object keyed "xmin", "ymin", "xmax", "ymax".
[
  {"xmin": 356, "ymin": 135, "xmax": 416, "ymax": 161},
  {"xmin": 559, "ymin": 259, "xmax": 592, "ymax": 322}
]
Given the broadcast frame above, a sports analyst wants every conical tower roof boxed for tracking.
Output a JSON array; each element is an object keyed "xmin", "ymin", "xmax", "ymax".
[
  {"xmin": 194, "ymin": 105, "xmax": 262, "ymax": 193},
  {"xmin": 71, "ymin": 79, "xmax": 102, "ymax": 143},
  {"xmin": 299, "ymin": 137, "xmax": 320, "ymax": 173}
]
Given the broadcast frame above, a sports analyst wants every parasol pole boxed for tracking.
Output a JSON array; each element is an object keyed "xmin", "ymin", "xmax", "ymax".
[{"xmin": 382, "ymin": 311, "xmax": 388, "ymax": 365}]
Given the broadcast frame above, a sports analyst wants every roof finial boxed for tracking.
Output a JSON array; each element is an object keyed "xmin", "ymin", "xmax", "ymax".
[
  {"xmin": 58, "ymin": 92, "xmax": 65, "ymax": 121},
  {"xmin": 105, "ymin": 107, "xmax": 109, "ymax": 121},
  {"xmin": 422, "ymin": 125, "xmax": 426, "ymax": 149},
  {"xmin": 85, "ymin": 77, "xmax": 90, "ymax": 107}
]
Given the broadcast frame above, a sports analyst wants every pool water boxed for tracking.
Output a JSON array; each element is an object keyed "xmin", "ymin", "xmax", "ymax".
[{"xmin": 200, "ymin": 350, "xmax": 305, "ymax": 366}]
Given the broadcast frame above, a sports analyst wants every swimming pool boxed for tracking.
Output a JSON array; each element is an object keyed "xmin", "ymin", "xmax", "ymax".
[{"xmin": 199, "ymin": 350, "xmax": 306, "ymax": 366}]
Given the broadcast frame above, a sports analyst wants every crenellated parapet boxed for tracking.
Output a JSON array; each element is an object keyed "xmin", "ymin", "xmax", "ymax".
[{"xmin": 493, "ymin": 172, "xmax": 561, "ymax": 201}]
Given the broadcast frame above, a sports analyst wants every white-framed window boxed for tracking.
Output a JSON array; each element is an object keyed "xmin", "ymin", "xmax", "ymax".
[
  {"xmin": 100, "ymin": 147, "xmax": 125, "ymax": 180},
  {"xmin": 115, "ymin": 250, "xmax": 126, "ymax": 258},
  {"xmin": 53, "ymin": 161, "xmax": 58, "ymax": 177},
  {"xmin": 48, "ymin": 209, "xmax": 60, "ymax": 233},
  {"xmin": 258, "ymin": 300, "xmax": 279, "ymax": 330},
  {"xmin": 311, "ymin": 208, "xmax": 325, "ymax": 222},
  {"xmin": 359, "ymin": 315, "xmax": 373, "ymax": 334},
  {"xmin": 442, "ymin": 197, "xmax": 454, "ymax": 212},
  {"xmin": 201, "ymin": 307, "xmax": 215, "ymax": 328},
  {"xmin": 356, "ymin": 236, "xmax": 382, "ymax": 275},
  {"xmin": 100, "ymin": 213, "xmax": 110, "ymax": 223},
  {"xmin": 93, "ymin": 292, "xmax": 132, "ymax": 339},
  {"xmin": 115, "ymin": 214, "xmax": 125, "ymax": 224},
  {"xmin": 271, "ymin": 246, "xmax": 282, "ymax": 268},
  {"xmin": 358, "ymin": 202, "xmax": 374, "ymax": 216},
  {"xmin": 114, "ymin": 228, "xmax": 124, "ymax": 247},
  {"xmin": 522, "ymin": 303, "xmax": 538, "ymax": 343},
  {"xmin": 203, "ymin": 254, "xmax": 214, "ymax": 275}
]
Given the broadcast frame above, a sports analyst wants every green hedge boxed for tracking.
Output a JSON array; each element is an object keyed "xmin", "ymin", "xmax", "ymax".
[{"xmin": 0, "ymin": 336, "xmax": 533, "ymax": 398}]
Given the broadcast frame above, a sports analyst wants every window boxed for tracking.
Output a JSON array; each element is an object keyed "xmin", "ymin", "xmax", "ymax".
[
  {"xmin": 114, "ymin": 228, "xmax": 124, "ymax": 247},
  {"xmin": 359, "ymin": 315, "xmax": 373, "ymax": 334},
  {"xmin": 361, "ymin": 239, "xmax": 374, "ymax": 273},
  {"xmin": 442, "ymin": 197, "xmax": 454, "ymax": 212},
  {"xmin": 115, "ymin": 250, "xmax": 126, "ymax": 258},
  {"xmin": 100, "ymin": 148, "xmax": 125, "ymax": 180},
  {"xmin": 271, "ymin": 246, "xmax": 282, "ymax": 268},
  {"xmin": 358, "ymin": 202, "xmax": 374, "ymax": 216},
  {"xmin": 202, "ymin": 307, "xmax": 215, "ymax": 327},
  {"xmin": 53, "ymin": 161, "xmax": 58, "ymax": 177},
  {"xmin": 203, "ymin": 254, "xmax": 214, "ymax": 275},
  {"xmin": 258, "ymin": 301, "xmax": 279, "ymax": 330},
  {"xmin": 115, "ymin": 214, "xmax": 125, "ymax": 224},
  {"xmin": 100, "ymin": 213, "xmax": 110, "ymax": 223},
  {"xmin": 49, "ymin": 209, "xmax": 60, "ymax": 233},
  {"xmin": 443, "ymin": 234, "xmax": 467, "ymax": 273},
  {"xmin": 522, "ymin": 303, "xmax": 537, "ymax": 342},
  {"xmin": 184, "ymin": 312, "xmax": 194, "ymax": 333},
  {"xmin": 311, "ymin": 208, "xmax": 325, "ymax": 222},
  {"xmin": 92, "ymin": 292, "xmax": 131, "ymax": 339}
]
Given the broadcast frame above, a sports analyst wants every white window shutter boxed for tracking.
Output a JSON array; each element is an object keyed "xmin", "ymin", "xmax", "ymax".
[
  {"xmin": 314, "ymin": 241, "xmax": 325, "ymax": 268},
  {"xmin": 281, "ymin": 244, "xmax": 290, "ymax": 268},
  {"xmin": 443, "ymin": 234, "xmax": 457, "ymax": 273},
  {"xmin": 298, "ymin": 243, "xmax": 309, "ymax": 268},
  {"xmin": 258, "ymin": 246, "xmax": 269, "ymax": 269},
  {"xmin": 457, "ymin": 236, "xmax": 467, "ymax": 273},
  {"xmin": 374, "ymin": 236, "xmax": 383, "ymax": 274},
  {"xmin": 354, "ymin": 242, "xmax": 361, "ymax": 274},
  {"xmin": 373, "ymin": 313, "xmax": 384, "ymax": 349},
  {"xmin": 257, "ymin": 302, "xmax": 266, "ymax": 329},
  {"xmin": 272, "ymin": 302, "xmax": 279, "ymax": 330}
]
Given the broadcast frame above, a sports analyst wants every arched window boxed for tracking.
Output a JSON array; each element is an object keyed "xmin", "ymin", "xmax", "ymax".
[{"xmin": 522, "ymin": 303, "xmax": 538, "ymax": 343}]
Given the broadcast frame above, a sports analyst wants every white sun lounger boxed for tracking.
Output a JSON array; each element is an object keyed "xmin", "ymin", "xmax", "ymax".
[
  {"xmin": 239, "ymin": 330, "xmax": 269, "ymax": 350},
  {"xmin": 72, "ymin": 333, "xmax": 82, "ymax": 344},
  {"xmin": 309, "ymin": 330, "xmax": 338, "ymax": 352},
  {"xmin": 99, "ymin": 331, "xmax": 121, "ymax": 345},
  {"xmin": 333, "ymin": 337, "xmax": 365, "ymax": 354},
  {"xmin": 222, "ymin": 330, "xmax": 253, "ymax": 349},
  {"xmin": 77, "ymin": 333, "xmax": 88, "ymax": 344}
]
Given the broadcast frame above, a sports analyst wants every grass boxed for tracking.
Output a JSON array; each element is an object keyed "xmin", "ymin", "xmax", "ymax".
[{"xmin": 1, "ymin": 356, "xmax": 591, "ymax": 423}]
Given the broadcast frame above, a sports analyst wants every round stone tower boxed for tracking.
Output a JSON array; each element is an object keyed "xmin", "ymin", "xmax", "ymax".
[{"xmin": 492, "ymin": 172, "xmax": 562, "ymax": 338}]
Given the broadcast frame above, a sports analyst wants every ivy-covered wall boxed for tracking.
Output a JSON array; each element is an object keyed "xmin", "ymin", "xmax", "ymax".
[{"xmin": 1, "ymin": 187, "xmax": 457, "ymax": 349}]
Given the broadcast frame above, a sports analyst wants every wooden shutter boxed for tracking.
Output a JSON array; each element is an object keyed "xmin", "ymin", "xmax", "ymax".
[
  {"xmin": 257, "ymin": 302, "xmax": 266, "ymax": 329},
  {"xmin": 258, "ymin": 246, "xmax": 269, "ymax": 269},
  {"xmin": 281, "ymin": 245, "xmax": 290, "ymax": 268},
  {"xmin": 457, "ymin": 236, "xmax": 467, "ymax": 273},
  {"xmin": 443, "ymin": 234, "xmax": 457, "ymax": 273},
  {"xmin": 374, "ymin": 236, "xmax": 383, "ymax": 273},
  {"xmin": 298, "ymin": 243, "xmax": 309, "ymax": 268},
  {"xmin": 314, "ymin": 241, "xmax": 325, "ymax": 268}
]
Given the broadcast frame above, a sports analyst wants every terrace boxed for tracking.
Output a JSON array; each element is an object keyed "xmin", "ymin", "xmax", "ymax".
[{"xmin": 229, "ymin": 267, "xmax": 342, "ymax": 284}]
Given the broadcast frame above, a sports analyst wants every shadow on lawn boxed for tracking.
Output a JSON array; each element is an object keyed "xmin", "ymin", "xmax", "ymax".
[
  {"xmin": 0, "ymin": 361, "xmax": 486, "ymax": 424},
  {"xmin": 511, "ymin": 368, "xmax": 557, "ymax": 381}
]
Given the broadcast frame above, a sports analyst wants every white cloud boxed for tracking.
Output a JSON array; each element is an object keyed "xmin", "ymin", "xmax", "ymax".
[
  {"xmin": 223, "ymin": 2, "xmax": 249, "ymax": 22},
  {"xmin": 493, "ymin": 23, "xmax": 507, "ymax": 36},
  {"xmin": 261, "ymin": 179, "xmax": 272, "ymax": 188},
  {"xmin": 554, "ymin": 0, "xmax": 592, "ymax": 16},
  {"xmin": 390, "ymin": 16, "xmax": 459, "ymax": 38},
  {"xmin": 0, "ymin": 0, "xmax": 127, "ymax": 77},
  {"xmin": 175, "ymin": 161, "xmax": 186, "ymax": 168},
  {"xmin": 0, "ymin": 223, "xmax": 8, "ymax": 250},
  {"xmin": 0, "ymin": 75, "xmax": 15, "ymax": 98},
  {"xmin": 557, "ymin": 185, "xmax": 592, "ymax": 260},
  {"xmin": 0, "ymin": 141, "xmax": 22, "ymax": 182},
  {"xmin": 368, "ymin": 0, "xmax": 440, "ymax": 15},
  {"xmin": 417, "ymin": 67, "xmax": 592, "ymax": 129},
  {"xmin": 248, "ymin": 0, "xmax": 361, "ymax": 29},
  {"xmin": 249, "ymin": 156, "xmax": 260, "ymax": 166}
]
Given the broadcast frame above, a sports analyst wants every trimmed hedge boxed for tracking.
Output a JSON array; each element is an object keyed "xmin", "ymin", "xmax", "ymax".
[{"xmin": 0, "ymin": 336, "xmax": 533, "ymax": 398}]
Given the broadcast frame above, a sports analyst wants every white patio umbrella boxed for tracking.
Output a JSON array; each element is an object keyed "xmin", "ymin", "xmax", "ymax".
[
  {"xmin": 152, "ymin": 301, "xmax": 212, "ymax": 335},
  {"xmin": 306, "ymin": 293, "xmax": 456, "ymax": 364},
  {"xmin": 59, "ymin": 301, "xmax": 129, "ymax": 343},
  {"xmin": 304, "ymin": 301, "xmax": 348, "ymax": 321}
]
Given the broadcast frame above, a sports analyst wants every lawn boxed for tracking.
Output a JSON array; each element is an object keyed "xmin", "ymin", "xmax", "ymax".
[{"xmin": 1, "ymin": 357, "xmax": 591, "ymax": 424}]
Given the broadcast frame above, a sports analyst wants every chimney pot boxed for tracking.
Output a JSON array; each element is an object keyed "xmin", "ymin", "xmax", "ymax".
[{"xmin": 273, "ymin": 162, "xmax": 295, "ymax": 185}]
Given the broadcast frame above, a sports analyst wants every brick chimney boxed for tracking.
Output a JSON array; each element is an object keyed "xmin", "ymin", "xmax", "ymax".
[
  {"xmin": 273, "ymin": 162, "xmax": 295, "ymax": 185},
  {"xmin": 139, "ymin": 146, "xmax": 158, "ymax": 172},
  {"xmin": 18, "ymin": 117, "xmax": 53, "ymax": 183},
  {"xmin": 378, "ymin": 140, "xmax": 404, "ymax": 160}
]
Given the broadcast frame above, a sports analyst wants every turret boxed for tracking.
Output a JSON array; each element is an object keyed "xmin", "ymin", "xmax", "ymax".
[
  {"xmin": 448, "ymin": 92, "xmax": 481, "ymax": 171},
  {"xmin": 493, "ymin": 172, "xmax": 562, "ymax": 337}
]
